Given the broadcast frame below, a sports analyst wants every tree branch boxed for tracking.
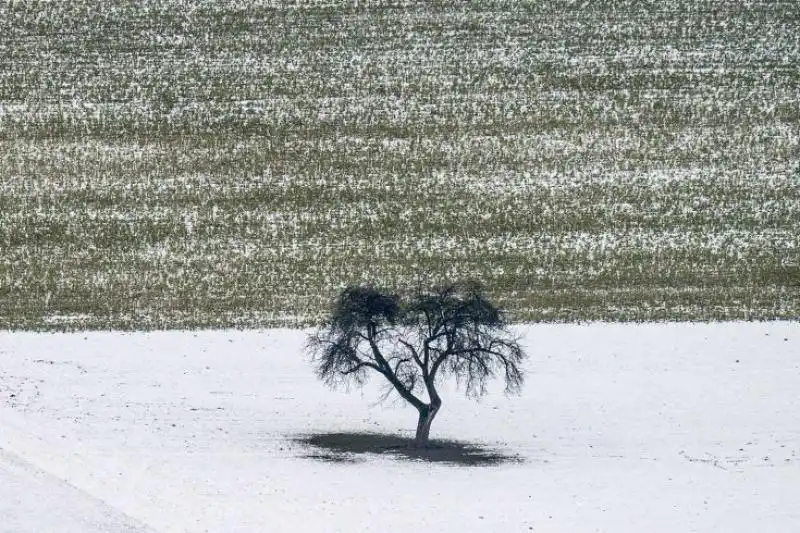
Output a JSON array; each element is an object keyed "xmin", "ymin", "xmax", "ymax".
[
  {"xmin": 392, "ymin": 356, "xmax": 413, "ymax": 376},
  {"xmin": 341, "ymin": 360, "xmax": 384, "ymax": 376},
  {"xmin": 398, "ymin": 338, "xmax": 425, "ymax": 371},
  {"xmin": 368, "ymin": 332, "xmax": 427, "ymax": 411}
]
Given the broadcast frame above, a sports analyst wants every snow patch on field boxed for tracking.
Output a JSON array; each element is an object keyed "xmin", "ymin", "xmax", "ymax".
[{"xmin": 0, "ymin": 323, "xmax": 798, "ymax": 532}]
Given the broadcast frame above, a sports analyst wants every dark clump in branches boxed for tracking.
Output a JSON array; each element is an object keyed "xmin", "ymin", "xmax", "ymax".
[{"xmin": 307, "ymin": 281, "xmax": 527, "ymax": 447}]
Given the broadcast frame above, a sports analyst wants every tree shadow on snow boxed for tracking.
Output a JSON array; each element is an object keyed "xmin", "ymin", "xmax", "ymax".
[{"xmin": 295, "ymin": 431, "xmax": 521, "ymax": 466}]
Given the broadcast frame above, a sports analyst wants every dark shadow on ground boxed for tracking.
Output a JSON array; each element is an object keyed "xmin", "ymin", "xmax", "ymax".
[{"xmin": 294, "ymin": 431, "xmax": 522, "ymax": 466}]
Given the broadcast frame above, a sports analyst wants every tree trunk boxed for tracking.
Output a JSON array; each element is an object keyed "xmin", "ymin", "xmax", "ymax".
[{"xmin": 414, "ymin": 403, "xmax": 440, "ymax": 447}]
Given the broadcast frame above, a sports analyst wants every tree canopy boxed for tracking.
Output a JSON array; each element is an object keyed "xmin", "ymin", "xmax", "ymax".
[{"xmin": 307, "ymin": 281, "xmax": 527, "ymax": 446}]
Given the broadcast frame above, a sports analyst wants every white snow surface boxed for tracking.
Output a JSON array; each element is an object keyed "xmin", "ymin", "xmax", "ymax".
[{"xmin": 1, "ymin": 323, "xmax": 798, "ymax": 533}]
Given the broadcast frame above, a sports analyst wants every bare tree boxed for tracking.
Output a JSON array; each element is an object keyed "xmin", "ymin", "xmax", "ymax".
[{"xmin": 307, "ymin": 281, "xmax": 526, "ymax": 447}]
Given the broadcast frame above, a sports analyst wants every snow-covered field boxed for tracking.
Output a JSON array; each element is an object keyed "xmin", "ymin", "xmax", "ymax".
[
  {"xmin": 1, "ymin": 322, "xmax": 797, "ymax": 532},
  {"xmin": 3, "ymin": 2, "xmax": 798, "ymax": 329}
]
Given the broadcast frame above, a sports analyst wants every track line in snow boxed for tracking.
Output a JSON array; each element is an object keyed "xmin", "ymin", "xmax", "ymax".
[
  {"xmin": 0, "ymin": 445, "xmax": 158, "ymax": 533},
  {"xmin": 0, "ymin": 407, "xmax": 160, "ymax": 533}
]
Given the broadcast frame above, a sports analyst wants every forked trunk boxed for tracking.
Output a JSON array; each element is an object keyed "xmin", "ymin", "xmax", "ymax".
[{"xmin": 414, "ymin": 403, "xmax": 440, "ymax": 447}]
